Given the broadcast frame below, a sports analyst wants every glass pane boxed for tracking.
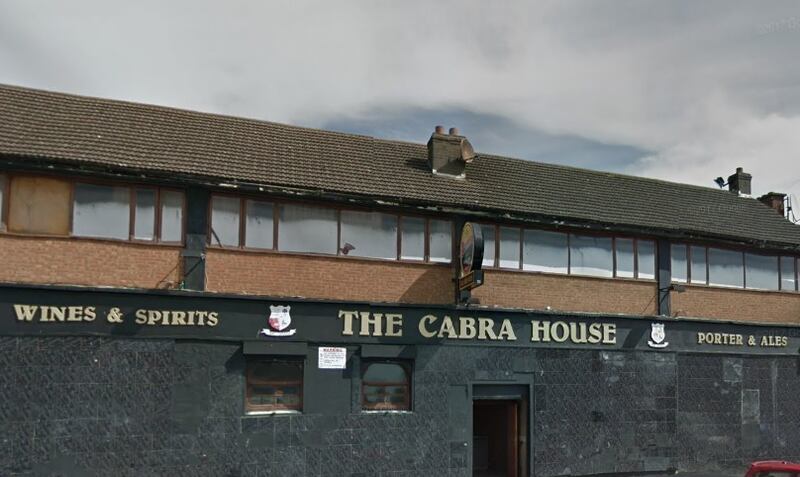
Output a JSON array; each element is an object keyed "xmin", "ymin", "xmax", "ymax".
[
  {"xmin": 0, "ymin": 175, "xmax": 5, "ymax": 230},
  {"xmin": 615, "ymin": 238, "xmax": 634, "ymax": 278},
  {"xmin": 569, "ymin": 234, "xmax": 613, "ymax": 278},
  {"xmin": 210, "ymin": 196, "xmax": 240, "ymax": 246},
  {"xmin": 637, "ymin": 240, "xmax": 656, "ymax": 280},
  {"xmin": 245, "ymin": 200, "xmax": 274, "ymax": 249},
  {"xmin": 780, "ymin": 256, "xmax": 797, "ymax": 291},
  {"xmin": 400, "ymin": 216, "xmax": 425, "ymax": 260},
  {"xmin": 479, "ymin": 224, "xmax": 496, "ymax": 267},
  {"xmin": 73, "ymin": 183, "xmax": 130, "ymax": 239},
  {"xmin": 690, "ymin": 246, "xmax": 707, "ymax": 284},
  {"xmin": 499, "ymin": 226, "xmax": 520, "ymax": 269},
  {"xmin": 671, "ymin": 244, "xmax": 687, "ymax": 283},
  {"xmin": 708, "ymin": 248, "xmax": 744, "ymax": 288},
  {"xmin": 428, "ymin": 219, "xmax": 452, "ymax": 263},
  {"xmin": 363, "ymin": 363, "xmax": 407, "ymax": 383},
  {"xmin": 133, "ymin": 189, "xmax": 155, "ymax": 240},
  {"xmin": 340, "ymin": 210, "xmax": 398, "ymax": 259},
  {"xmin": 278, "ymin": 203, "xmax": 338, "ymax": 254},
  {"xmin": 523, "ymin": 229, "xmax": 568, "ymax": 273},
  {"xmin": 745, "ymin": 253, "xmax": 779, "ymax": 291},
  {"xmin": 160, "ymin": 190, "xmax": 184, "ymax": 242}
]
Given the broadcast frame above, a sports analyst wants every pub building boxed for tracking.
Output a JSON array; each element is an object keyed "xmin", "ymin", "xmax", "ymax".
[{"xmin": 1, "ymin": 84, "xmax": 799, "ymax": 477}]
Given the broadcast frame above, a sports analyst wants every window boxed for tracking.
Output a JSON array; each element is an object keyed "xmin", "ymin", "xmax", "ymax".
[
  {"xmin": 671, "ymin": 244, "xmax": 688, "ymax": 283},
  {"xmin": 745, "ymin": 253, "xmax": 779, "ymax": 291},
  {"xmin": 614, "ymin": 238, "xmax": 634, "ymax": 278},
  {"xmin": 637, "ymin": 240, "xmax": 656, "ymax": 280},
  {"xmin": 159, "ymin": 190, "xmax": 184, "ymax": 243},
  {"xmin": 400, "ymin": 216, "xmax": 425, "ymax": 260},
  {"xmin": 480, "ymin": 224, "xmax": 496, "ymax": 268},
  {"xmin": 428, "ymin": 219, "xmax": 452, "ymax": 263},
  {"xmin": 245, "ymin": 358, "xmax": 303, "ymax": 413},
  {"xmin": 133, "ymin": 188, "xmax": 156, "ymax": 240},
  {"xmin": 690, "ymin": 245, "xmax": 707, "ymax": 284},
  {"xmin": 569, "ymin": 234, "xmax": 613, "ymax": 278},
  {"xmin": 708, "ymin": 248, "xmax": 744, "ymax": 288},
  {"xmin": 780, "ymin": 256, "xmax": 797, "ymax": 291},
  {"xmin": 499, "ymin": 226, "xmax": 520, "ymax": 269},
  {"xmin": 73, "ymin": 183, "xmax": 131, "ymax": 240},
  {"xmin": 361, "ymin": 361, "xmax": 411, "ymax": 411},
  {"xmin": 278, "ymin": 203, "xmax": 338, "ymax": 254},
  {"xmin": 523, "ymin": 229, "xmax": 568, "ymax": 274},
  {"xmin": 0, "ymin": 174, "xmax": 6, "ymax": 230},
  {"xmin": 341, "ymin": 210, "xmax": 398, "ymax": 259},
  {"xmin": 244, "ymin": 200, "xmax": 274, "ymax": 249},
  {"xmin": 8, "ymin": 176, "xmax": 71, "ymax": 235},
  {"xmin": 210, "ymin": 195, "xmax": 241, "ymax": 246}
]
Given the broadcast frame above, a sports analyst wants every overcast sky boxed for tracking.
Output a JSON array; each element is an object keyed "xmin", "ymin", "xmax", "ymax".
[{"xmin": 1, "ymin": 1, "xmax": 799, "ymax": 218}]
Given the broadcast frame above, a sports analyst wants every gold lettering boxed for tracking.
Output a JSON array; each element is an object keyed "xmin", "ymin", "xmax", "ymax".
[
  {"xmin": 359, "ymin": 311, "xmax": 382, "ymax": 337},
  {"xmin": 459, "ymin": 317, "xmax": 477, "ymax": 339},
  {"xmin": 186, "ymin": 311, "xmax": 196, "ymax": 326},
  {"xmin": 147, "ymin": 310, "xmax": 161, "ymax": 325},
  {"xmin": 761, "ymin": 336, "xmax": 768, "ymax": 346},
  {"xmin": 531, "ymin": 320, "xmax": 551, "ymax": 342},
  {"xmin": 83, "ymin": 307, "xmax": 96, "ymax": 322},
  {"xmin": 13, "ymin": 304, "xmax": 38, "ymax": 322},
  {"xmin": 385, "ymin": 314, "xmax": 403, "ymax": 337},
  {"xmin": 602, "ymin": 324, "xmax": 617, "ymax": 344},
  {"xmin": 438, "ymin": 316, "xmax": 458, "ymax": 339},
  {"xmin": 478, "ymin": 318, "xmax": 497, "ymax": 340},
  {"xmin": 196, "ymin": 311, "xmax": 208, "ymax": 326},
  {"xmin": 570, "ymin": 322, "xmax": 587, "ymax": 344},
  {"xmin": 735, "ymin": 335, "xmax": 743, "ymax": 345},
  {"xmin": 206, "ymin": 312, "xmax": 219, "ymax": 327},
  {"xmin": 497, "ymin": 319, "xmax": 517, "ymax": 341},
  {"xmin": 171, "ymin": 311, "xmax": 187, "ymax": 326},
  {"xmin": 419, "ymin": 315, "xmax": 437, "ymax": 338},
  {"xmin": 551, "ymin": 321, "xmax": 569, "ymax": 343},
  {"xmin": 50, "ymin": 307, "xmax": 66, "ymax": 322},
  {"xmin": 338, "ymin": 310, "xmax": 358, "ymax": 336},
  {"xmin": 135, "ymin": 309, "xmax": 147, "ymax": 325},
  {"xmin": 588, "ymin": 323, "xmax": 603, "ymax": 344},
  {"xmin": 67, "ymin": 306, "xmax": 84, "ymax": 322}
]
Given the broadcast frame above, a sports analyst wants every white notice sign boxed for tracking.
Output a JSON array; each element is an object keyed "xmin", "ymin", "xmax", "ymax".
[{"xmin": 318, "ymin": 347, "xmax": 347, "ymax": 369}]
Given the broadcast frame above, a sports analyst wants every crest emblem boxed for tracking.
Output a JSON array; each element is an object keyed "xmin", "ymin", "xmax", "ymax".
[
  {"xmin": 259, "ymin": 305, "xmax": 297, "ymax": 337},
  {"xmin": 647, "ymin": 322, "xmax": 668, "ymax": 348}
]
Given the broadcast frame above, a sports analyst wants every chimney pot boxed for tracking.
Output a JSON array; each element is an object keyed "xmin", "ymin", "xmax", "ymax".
[
  {"xmin": 727, "ymin": 167, "xmax": 752, "ymax": 196},
  {"xmin": 434, "ymin": 125, "xmax": 444, "ymax": 134},
  {"xmin": 427, "ymin": 128, "xmax": 474, "ymax": 179},
  {"xmin": 449, "ymin": 127, "xmax": 459, "ymax": 136}
]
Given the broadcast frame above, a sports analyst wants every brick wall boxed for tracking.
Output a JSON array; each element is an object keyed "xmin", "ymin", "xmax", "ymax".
[
  {"xmin": 0, "ymin": 235, "xmax": 182, "ymax": 289},
  {"xmin": 205, "ymin": 249, "xmax": 454, "ymax": 304},
  {"xmin": 472, "ymin": 270, "xmax": 659, "ymax": 315},
  {"xmin": 672, "ymin": 285, "xmax": 800, "ymax": 324}
]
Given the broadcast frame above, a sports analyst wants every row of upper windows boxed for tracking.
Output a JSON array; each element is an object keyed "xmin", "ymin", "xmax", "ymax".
[
  {"xmin": 1, "ymin": 174, "xmax": 798, "ymax": 292},
  {"xmin": 246, "ymin": 357, "xmax": 411, "ymax": 413},
  {"xmin": 671, "ymin": 244, "xmax": 798, "ymax": 292},
  {"xmin": 0, "ymin": 175, "xmax": 184, "ymax": 242}
]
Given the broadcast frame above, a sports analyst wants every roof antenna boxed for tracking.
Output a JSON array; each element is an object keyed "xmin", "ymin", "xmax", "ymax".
[{"xmin": 713, "ymin": 177, "xmax": 728, "ymax": 188}]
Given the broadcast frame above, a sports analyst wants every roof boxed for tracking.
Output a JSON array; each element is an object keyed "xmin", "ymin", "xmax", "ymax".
[{"xmin": 1, "ymin": 83, "xmax": 799, "ymax": 249}]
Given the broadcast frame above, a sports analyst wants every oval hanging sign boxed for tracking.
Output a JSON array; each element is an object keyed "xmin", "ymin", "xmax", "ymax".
[{"xmin": 460, "ymin": 222, "xmax": 484, "ymax": 278}]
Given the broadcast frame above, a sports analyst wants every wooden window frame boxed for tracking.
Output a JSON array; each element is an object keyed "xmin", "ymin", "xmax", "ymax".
[
  {"xmin": 0, "ymin": 173, "xmax": 7, "ymax": 231},
  {"xmin": 361, "ymin": 360, "xmax": 412, "ymax": 412},
  {"xmin": 245, "ymin": 357, "xmax": 304, "ymax": 414}
]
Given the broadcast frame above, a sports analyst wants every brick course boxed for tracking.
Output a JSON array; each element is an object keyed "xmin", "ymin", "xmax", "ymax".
[
  {"xmin": 672, "ymin": 284, "xmax": 800, "ymax": 324},
  {"xmin": 0, "ymin": 235, "xmax": 182, "ymax": 289}
]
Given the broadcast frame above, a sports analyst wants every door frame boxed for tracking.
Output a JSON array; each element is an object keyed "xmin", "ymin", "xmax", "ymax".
[{"xmin": 471, "ymin": 384, "xmax": 530, "ymax": 477}]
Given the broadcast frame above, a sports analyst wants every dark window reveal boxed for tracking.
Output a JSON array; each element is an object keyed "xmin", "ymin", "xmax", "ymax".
[
  {"xmin": 245, "ymin": 358, "xmax": 303, "ymax": 413},
  {"xmin": 361, "ymin": 361, "xmax": 411, "ymax": 411}
]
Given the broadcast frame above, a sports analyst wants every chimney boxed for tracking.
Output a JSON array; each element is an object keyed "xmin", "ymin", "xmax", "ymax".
[
  {"xmin": 758, "ymin": 192, "xmax": 786, "ymax": 217},
  {"xmin": 727, "ymin": 167, "xmax": 752, "ymax": 196},
  {"xmin": 427, "ymin": 126, "xmax": 475, "ymax": 179}
]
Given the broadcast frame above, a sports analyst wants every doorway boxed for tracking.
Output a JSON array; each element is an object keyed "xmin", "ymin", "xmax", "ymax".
[{"xmin": 473, "ymin": 399, "xmax": 523, "ymax": 477}]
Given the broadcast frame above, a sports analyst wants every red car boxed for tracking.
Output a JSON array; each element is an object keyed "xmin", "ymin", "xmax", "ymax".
[{"xmin": 746, "ymin": 461, "xmax": 800, "ymax": 477}]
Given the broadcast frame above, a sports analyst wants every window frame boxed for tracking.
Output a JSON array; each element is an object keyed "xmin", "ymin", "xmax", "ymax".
[
  {"xmin": 360, "ymin": 359, "xmax": 412, "ymax": 412},
  {"xmin": 244, "ymin": 356, "xmax": 304, "ymax": 414},
  {"xmin": 0, "ymin": 173, "xmax": 8, "ymax": 231}
]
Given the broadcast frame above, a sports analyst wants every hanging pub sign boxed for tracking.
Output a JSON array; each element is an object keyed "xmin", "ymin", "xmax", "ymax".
[{"xmin": 459, "ymin": 222, "xmax": 485, "ymax": 291}]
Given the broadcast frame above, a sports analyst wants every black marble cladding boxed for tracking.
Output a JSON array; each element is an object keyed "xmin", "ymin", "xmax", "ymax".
[{"xmin": 1, "ymin": 336, "xmax": 799, "ymax": 476}]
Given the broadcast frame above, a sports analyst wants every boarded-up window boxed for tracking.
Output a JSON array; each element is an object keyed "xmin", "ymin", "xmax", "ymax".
[
  {"xmin": 0, "ymin": 174, "xmax": 6, "ymax": 230},
  {"xmin": 245, "ymin": 358, "xmax": 303, "ymax": 413},
  {"xmin": 361, "ymin": 361, "xmax": 411, "ymax": 411},
  {"xmin": 8, "ymin": 176, "xmax": 71, "ymax": 235}
]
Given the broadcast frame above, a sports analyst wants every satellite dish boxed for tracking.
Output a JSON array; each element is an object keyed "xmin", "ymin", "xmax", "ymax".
[{"xmin": 461, "ymin": 138, "xmax": 475, "ymax": 163}]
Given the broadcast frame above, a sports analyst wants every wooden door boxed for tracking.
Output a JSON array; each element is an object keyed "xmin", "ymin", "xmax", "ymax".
[{"xmin": 505, "ymin": 400, "xmax": 518, "ymax": 477}]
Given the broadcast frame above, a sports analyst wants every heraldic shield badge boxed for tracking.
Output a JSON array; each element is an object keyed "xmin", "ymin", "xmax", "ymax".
[
  {"xmin": 647, "ymin": 322, "xmax": 669, "ymax": 348},
  {"xmin": 259, "ymin": 305, "xmax": 297, "ymax": 337}
]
